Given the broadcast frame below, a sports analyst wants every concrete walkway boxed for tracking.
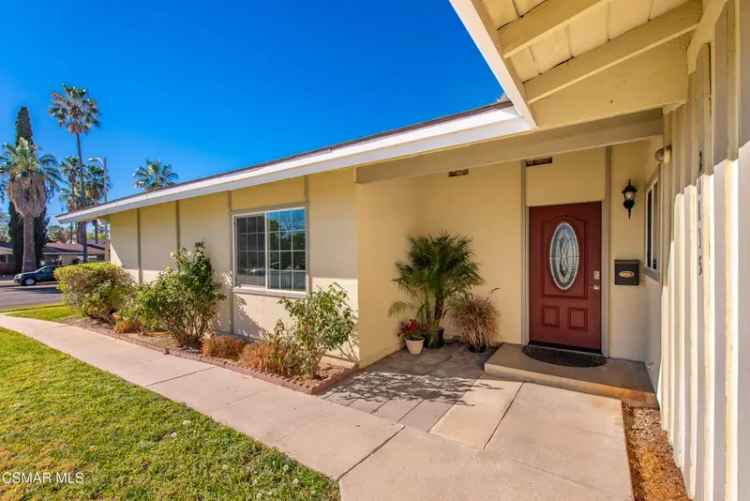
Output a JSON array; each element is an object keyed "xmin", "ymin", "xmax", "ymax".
[{"xmin": 0, "ymin": 315, "xmax": 633, "ymax": 500}]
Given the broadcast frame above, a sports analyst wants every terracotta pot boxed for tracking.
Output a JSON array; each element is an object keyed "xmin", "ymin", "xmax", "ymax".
[{"xmin": 405, "ymin": 337, "xmax": 424, "ymax": 355}]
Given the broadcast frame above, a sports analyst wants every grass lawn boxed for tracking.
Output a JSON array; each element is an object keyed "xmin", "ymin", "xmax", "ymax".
[
  {"xmin": 2, "ymin": 303, "xmax": 80, "ymax": 322},
  {"xmin": 0, "ymin": 327, "xmax": 339, "ymax": 500}
]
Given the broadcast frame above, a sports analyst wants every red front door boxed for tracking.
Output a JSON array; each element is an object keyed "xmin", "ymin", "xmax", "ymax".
[{"xmin": 529, "ymin": 202, "xmax": 602, "ymax": 351}]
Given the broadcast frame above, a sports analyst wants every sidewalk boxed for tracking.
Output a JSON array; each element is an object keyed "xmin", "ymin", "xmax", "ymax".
[{"xmin": 0, "ymin": 315, "xmax": 633, "ymax": 500}]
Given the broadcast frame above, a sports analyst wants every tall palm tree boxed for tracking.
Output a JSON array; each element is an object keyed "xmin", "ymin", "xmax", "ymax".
[
  {"xmin": 134, "ymin": 160, "xmax": 178, "ymax": 191},
  {"xmin": 0, "ymin": 138, "xmax": 60, "ymax": 272},
  {"xmin": 84, "ymin": 162, "xmax": 110, "ymax": 242},
  {"xmin": 50, "ymin": 84, "xmax": 100, "ymax": 262},
  {"xmin": 59, "ymin": 156, "xmax": 84, "ymax": 243}
]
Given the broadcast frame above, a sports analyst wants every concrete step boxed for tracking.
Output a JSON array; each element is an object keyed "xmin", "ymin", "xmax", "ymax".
[{"xmin": 484, "ymin": 343, "xmax": 658, "ymax": 407}]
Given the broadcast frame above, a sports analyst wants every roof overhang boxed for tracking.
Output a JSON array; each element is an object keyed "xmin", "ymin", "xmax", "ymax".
[
  {"xmin": 58, "ymin": 103, "xmax": 527, "ymax": 223},
  {"xmin": 450, "ymin": 0, "xmax": 701, "ymax": 128}
]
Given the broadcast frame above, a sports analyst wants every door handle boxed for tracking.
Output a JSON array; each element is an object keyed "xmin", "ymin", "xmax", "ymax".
[{"xmin": 592, "ymin": 284, "xmax": 600, "ymax": 291}]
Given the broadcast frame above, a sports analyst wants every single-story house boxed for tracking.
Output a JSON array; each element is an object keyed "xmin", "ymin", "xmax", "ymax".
[
  {"xmin": 59, "ymin": 0, "xmax": 748, "ymax": 498},
  {"xmin": 42, "ymin": 241, "xmax": 106, "ymax": 266},
  {"xmin": 0, "ymin": 242, "xmax": 14, "ymax": 274}
]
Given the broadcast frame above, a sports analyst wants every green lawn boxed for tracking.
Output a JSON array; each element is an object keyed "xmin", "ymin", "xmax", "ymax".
[
  {"xmin": 0, "ymin": 327, "xmax": 339, "ymax": 500},
  {"xmin": 3, "ymin": 303, "xmax": 80, "ymax": 322}
]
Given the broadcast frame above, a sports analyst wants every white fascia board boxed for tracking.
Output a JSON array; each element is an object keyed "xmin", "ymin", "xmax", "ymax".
[
  {"xmin": 58, "ymin": 106, "xmax": 528, "ymax": 223},
  {"xmin": 449, "ymin": 0, "xmax": 537, "ymax": 127}
]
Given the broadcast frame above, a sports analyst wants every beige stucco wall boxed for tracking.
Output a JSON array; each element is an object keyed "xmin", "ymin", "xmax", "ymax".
[
  {"xmin": 231, "ymin": 178, "xmax": 306, "ymax": 337},
  {"xmin": 416, "ymin": 162, "xmax": 524, "ymax": 345},
  {"xmin": 178, "ymin": 192, "xmax": 232, "ymax": 332},
  {"xmin": 139, "ymin": 202, "xmax": 178, "ymax": 283},
  {"xmin": 356, "ymin": 176, "xmax": 420, "ymax": 367},
  {"xmin": 607, "ymin": 140, "xmax": 656, "ymax": 361},
  {"xmin": 107, "ymin": 142, "xmax": 660, "ymax": 368},
  {"xmin": 526, "ymin": 148, "xmax": 606, "ymax": 206},
  {"xmin": 230, "ymin": 171, "xmax": 359, "ymax": 361},
  {"xmin": 108, "ymin": 209, "xmax": 139, "ymax": 283}
]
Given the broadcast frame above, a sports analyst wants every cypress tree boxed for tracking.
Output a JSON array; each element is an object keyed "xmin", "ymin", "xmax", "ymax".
[{"xmin": 8, "ymin": 107, "xmax": 48, "ymax": 272}]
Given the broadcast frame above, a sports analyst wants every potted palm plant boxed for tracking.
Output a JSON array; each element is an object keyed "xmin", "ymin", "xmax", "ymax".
[{"xmin": 389, "ymin": 233, "xmax": 482, "ymax": 349}]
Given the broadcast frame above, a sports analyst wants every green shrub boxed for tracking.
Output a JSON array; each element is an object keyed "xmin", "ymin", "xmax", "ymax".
[
  {"xmin": 274, "ymin": 284, "xmax": 355, "ymax": 377},
  {"xmin": 55, "ymin": 263, "xmax": 135, "ymax": 321},
  {"xmin": 137, "ymin": 243, "xmax": 225, "ymax": 348}
]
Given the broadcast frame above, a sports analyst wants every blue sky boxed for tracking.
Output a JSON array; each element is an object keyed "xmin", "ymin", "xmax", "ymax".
[{"xmin": 0, "ymin": 1, "xmax": 501, "ymax": 222}]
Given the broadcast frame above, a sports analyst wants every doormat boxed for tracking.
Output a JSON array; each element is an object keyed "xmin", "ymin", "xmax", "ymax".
[{"xmin": 522, "ymin": 345, "xmax": 606, "ymax": 368}]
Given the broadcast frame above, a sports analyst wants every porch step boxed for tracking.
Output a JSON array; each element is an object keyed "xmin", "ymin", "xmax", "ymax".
[{"xmin": 484, "ymin": 344, "xmax": 657, "ymax": 407}]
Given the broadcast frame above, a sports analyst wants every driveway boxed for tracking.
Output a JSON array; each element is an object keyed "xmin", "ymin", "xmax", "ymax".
[{"xmin": 0, "ymin": 282, "xmax": 62, "ymax": 309}]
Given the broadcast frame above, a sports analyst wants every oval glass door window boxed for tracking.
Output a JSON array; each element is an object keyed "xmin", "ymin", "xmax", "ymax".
[{"xmin": 549, "ymin": 222, "xmax": 579, "ymax": 290}]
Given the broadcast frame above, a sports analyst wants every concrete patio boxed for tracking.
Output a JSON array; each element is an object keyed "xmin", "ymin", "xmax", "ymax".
[{"xmin": 0, "ymin": 315, "xmax": 634, "ymax": 500}]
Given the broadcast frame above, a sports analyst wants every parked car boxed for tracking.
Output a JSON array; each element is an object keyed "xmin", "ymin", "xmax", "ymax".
[{"xmin": 14, "ymin": 265, "xmax": 58, "ymax": 286}]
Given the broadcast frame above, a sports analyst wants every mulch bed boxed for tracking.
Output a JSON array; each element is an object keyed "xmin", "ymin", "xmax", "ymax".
[
  {"xmin": 622, "ymin": 403, "xmax": 689, "ymax": 500},
  {"xmin": 63, "ymin": 317, "xmax": 356, "ymax": 395}
]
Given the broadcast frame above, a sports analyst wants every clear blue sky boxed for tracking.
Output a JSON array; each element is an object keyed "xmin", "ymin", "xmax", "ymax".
[{"xmin": 0, "ymin": 1, "xmax": 501, "ymax": 222}]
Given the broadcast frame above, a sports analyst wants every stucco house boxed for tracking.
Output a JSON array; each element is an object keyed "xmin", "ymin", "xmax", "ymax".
[{"xmin": 59, "ymin": 0, "xmax": 748, "ymax": 498}]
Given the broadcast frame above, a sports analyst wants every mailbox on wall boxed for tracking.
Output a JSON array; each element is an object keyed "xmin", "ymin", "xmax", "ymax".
[{"xmin": 614, "ymin": 260, "xmax": 640, "ymax": 286}]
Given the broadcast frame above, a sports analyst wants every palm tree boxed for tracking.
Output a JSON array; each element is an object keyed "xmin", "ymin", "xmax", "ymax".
[
  {"xmin": 388, "ymin": 233, "xmax": 483, "ymax": 348},
  {"xmin": 50, "ymin": 84, "xmax": 100, "ymax": 262},
  {"xmin": 84, "ymin": 162, "xmax": 110, "ymax": 242},
  {"xmin": 0, "ymin": 138, "xmax": 60, "ymax": 272},
  {"xmin": 59, "ymin": 156, "xmax": 84, "ymax": 243},
  {"xmin": 134, "ymin": 160, "xmax": 178, "ymax": 191}
]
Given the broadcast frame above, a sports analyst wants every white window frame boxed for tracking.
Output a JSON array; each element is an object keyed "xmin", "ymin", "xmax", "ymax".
[
  {"xmin": 644, "ymin": 177, "xmax": 659, "ymax": 276},
  {"xmin": 232, "ymin": 206, "xmax": 308, "ymax": 295}
]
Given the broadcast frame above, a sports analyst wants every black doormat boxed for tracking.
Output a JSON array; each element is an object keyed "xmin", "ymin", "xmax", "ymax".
[{"xmin": 522, "ymin": 345, "xmax": 606, "ymax": 368}]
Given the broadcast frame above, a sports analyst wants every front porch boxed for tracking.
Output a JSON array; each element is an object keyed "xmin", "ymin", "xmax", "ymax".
[{"xmin": 485, "ymin": 343, "xmax": 656, "ymax": 406}]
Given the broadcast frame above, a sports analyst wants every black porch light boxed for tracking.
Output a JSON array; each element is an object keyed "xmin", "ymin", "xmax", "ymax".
[{"xmin": 622, "ymin": 179, "xmax": 637, "ymax": 219}]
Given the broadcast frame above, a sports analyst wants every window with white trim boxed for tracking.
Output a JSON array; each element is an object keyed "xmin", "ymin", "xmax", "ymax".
[
  {"xmin": 234, "ymin": 208, "xmax": 307, "ymax": 291},
  {"xmin": 644, "ymin": 180, "xmax": 659, "ymax": 273}
]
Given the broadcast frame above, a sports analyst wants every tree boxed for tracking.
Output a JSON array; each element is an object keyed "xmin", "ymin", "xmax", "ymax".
[
  {"xmin": 0, "ymin": 210, "xmax": 9, "ymax": 242},
  {"xmin": 50, "ymin": 84, "xmax": 100, "ymax": 262},
  {"xmin": 47, "ymin": 224, "xmax": 68, "ymax": 243},
  {"xmin": 8, "ymin": 202, "xmax": 48, "ymax": 271},
  {"xmin": 84, "ymin": 161, "xmax": 110, "ymax": 242},
  {"xmin": 5, "ymin": 108, "xmax": 50, "ymax": 271},
  {"xmin": 0, "ymin": 139, "xmax": 59, "ymax": 271},
  {"xmin": 134, "ymin": 160, "xmax": 178, "ymax": 191}
]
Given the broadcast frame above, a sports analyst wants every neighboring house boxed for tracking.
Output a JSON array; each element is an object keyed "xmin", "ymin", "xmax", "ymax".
[
  {"xmin": 0, "ymin": 242, "xmax": 15, "ymax": 274},
  {"xmin": 42, "ymin": 242, "xmax": 105, "ymax": 266},
  {"xmin": 59, "ymin": 1, "xmax": 748, "ymax": 498}
]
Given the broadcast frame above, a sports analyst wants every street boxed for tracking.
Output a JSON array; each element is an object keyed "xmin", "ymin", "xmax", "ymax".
[{"xmin": 0, "ymin": 280, "xmax": 63, "ymax": 309}]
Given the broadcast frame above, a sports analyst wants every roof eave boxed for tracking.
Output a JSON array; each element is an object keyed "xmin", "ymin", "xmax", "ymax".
[{"xmin": 58, "ymin": 103, "xmax": 528, "ymax": 223}]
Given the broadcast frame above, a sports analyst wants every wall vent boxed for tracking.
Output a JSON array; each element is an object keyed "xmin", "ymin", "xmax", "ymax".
[
  {"xmin": 523, "ymin": 157, "xmax": 553, "ymax": 167},
  {"xmin": 448, "ymin": 169, "xmax": 469, "ymax": 177}
]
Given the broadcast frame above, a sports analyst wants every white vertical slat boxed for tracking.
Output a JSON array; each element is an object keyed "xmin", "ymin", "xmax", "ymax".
[
  {"xmin": 737, "ymin": 142, "xmax": 750, "ymax": 501},
  {"xmin": 659, "ymin": 281, "xmax": 671, "ymax": 430},
  {"xmin": 699, "ymin": 173, "xmax": 716, "ymax": 501},
  {"xmin": 668, "ymin": 238, "xmax": 677, "ymax": 445},
  {"xmin": 684, "ymin": 186, "xmax": 699, "ymax": 498},
  {"xmin": 711, "ymin": 160, "xmax": 730, "ymax": 501},
  {"xmin": 723, "ymin": 159, "xmax": 739, "ymax": 501},
  {"xmin": 673, "ymin": 193, "xmax": 686, "ymax": 469}
]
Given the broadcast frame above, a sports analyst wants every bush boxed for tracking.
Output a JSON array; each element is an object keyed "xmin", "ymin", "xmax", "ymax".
[
  {"xmin": 449, "ymin": 290, "xmax": 499, "ymax": 352},
  {"xmin": 389, "ymin": 233, "xmax": 482, "ymax": 347},
  {"xmin": 113, "ymin": 317, "xmax": 141, "ymax": 334},
  {"xmin": 274, "ymin": 284, "xmax": 355, "ymax": 377},
  {"xmin": 55, "ymin": 263, "xmax": 135, "ymax": 321},
  {"xmin": 138, "ymin": 243, "xmax": 225, "ymax": 348},
  {"xmin": 202, "ymin": 335, "xmax": 247, "ymax": 360},
  {"xmin": 239, "ymin": 329, "xmax": 303, "ymax": 377}
]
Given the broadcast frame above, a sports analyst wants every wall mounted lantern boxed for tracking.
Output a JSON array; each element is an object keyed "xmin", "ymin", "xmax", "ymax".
[{"xmin": 622, "ymin": 179, "xmax": 637, "ymax": 219}]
